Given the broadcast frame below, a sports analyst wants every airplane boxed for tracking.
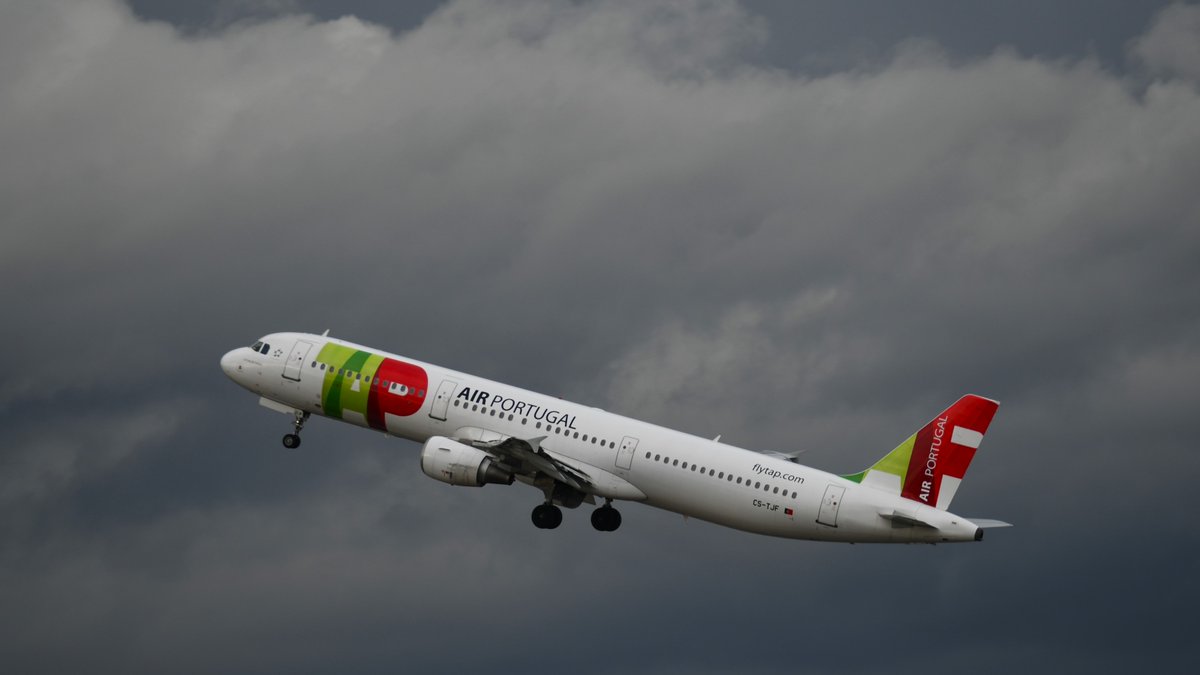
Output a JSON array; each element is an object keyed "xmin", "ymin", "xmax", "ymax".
[{"xmin": 220, "ymin": 331, "xmax": 1010, "ymax": 543}]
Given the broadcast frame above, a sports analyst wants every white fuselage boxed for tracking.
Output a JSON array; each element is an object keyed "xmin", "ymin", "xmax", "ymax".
[{"xmin": 221, "ymin": 332, "xmax": 984, "ymax": 543}]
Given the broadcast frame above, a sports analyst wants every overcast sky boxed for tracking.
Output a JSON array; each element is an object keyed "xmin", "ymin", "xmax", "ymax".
[{"xmin": 2, "ymin": 1, "xmax": 1198, "ymax": 673}]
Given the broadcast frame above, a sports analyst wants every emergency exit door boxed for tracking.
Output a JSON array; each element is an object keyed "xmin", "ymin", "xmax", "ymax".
[
  {"xmin": 615, "ymin": 436, "xmax": 639, "ymax": 470},
  {"xmin": 816, "ymin": 484, "xmax": 846, "ymax": 527}
]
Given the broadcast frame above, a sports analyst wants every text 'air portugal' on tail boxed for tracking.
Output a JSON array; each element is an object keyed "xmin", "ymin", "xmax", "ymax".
[{"xmin": 842, "ymin": 395, "xmax": 1000, "ymax": 510}]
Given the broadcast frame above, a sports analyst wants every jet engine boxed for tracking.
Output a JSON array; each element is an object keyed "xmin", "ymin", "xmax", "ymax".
[{"xmin": 420, "ymin": 436, "xmax": 514, "ymax": 487}]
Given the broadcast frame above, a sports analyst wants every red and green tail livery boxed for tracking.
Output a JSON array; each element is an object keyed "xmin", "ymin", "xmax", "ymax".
[{"xmin": 842, "ymin": 395, "xmax": 999, "ymax": 510}]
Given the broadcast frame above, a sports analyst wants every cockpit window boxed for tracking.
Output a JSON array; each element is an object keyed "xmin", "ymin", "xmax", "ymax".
[
  {"xmin": 259, "ymin": 343, "xmax": 271, "ymax": 355},
  {"xmin": 251, "ymin": 341, "xmax": 264, "ymax": 351}
]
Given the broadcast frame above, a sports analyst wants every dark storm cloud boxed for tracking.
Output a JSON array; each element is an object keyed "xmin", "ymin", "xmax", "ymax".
[{"xmin": 2, "ymin": 1, "xmax": 1198, "ymax": 673}]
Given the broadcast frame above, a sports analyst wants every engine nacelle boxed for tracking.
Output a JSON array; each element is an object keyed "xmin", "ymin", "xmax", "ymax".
[{"xmin": 420, "ymin": 436, "xmax": 514, "ymax": 487}]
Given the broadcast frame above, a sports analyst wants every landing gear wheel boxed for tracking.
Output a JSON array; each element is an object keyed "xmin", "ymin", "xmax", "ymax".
[
  {"xmin": 282, "ymin": 410, "xmax": 309, "ymax": 449},
  {"xmin": 591, "ymin": 504, "xmax": 622, "ymax": 532},
  {"xmin": 531, "ymin": 503, "xmax": 563, "ymax": 529}
]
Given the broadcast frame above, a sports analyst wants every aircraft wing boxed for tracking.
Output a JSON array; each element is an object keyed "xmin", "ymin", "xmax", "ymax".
[
  {"xmin": 470, "ymin": 435, "xmax": 594, "ymax": 491},
  {"xmin": 758, "ymin": 449, "xmax": 807, "ymax": 463}
]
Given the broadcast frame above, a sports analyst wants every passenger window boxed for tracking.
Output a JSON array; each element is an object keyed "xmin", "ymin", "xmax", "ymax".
[
  {"xmin": 773, "ymin": 487, "xmax": 780, "ymax": 494},
  {"xmin": 645, "ymin": 452, "xmax": 651, "ymax": 459},
  {"xmin": 718, "ymin": 472, "xmax": 724, "ymax": 479},
  {"xmin": 672, "ymin": 460, "xmax": 679, "ymax": 467},
  {"xmin": 737, "ymin": 477, "xmax": 742, "ymax": 484},
  {"xmin": 682, "ymin": 462, "xmax": 688, "ymax": 470},
  {"xmin": 573, "ymin": 432, "xmax": 579, "ymax": 439},
  {"xmin": 655, "ymin": 454, "xmax": 661, "ymax": 461},
  {"xmin": 755, "ymin": 482, "xmax": 761, "ymax": 489},
  {"xmin": 418, "ymin": 390, "xmax": 425, "ymax": 397}
]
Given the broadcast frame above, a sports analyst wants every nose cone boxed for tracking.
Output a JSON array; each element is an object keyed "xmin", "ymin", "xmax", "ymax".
[{"xmin": 220, "ymin": 349, "xmax": 242, "ymax": 379}]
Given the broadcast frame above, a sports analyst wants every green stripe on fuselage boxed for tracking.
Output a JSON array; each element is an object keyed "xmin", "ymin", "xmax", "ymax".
[
  {"xmin": 318, "ymin": 344, "xmax": 382, "ymax": 420},
  {"xmin": 341, "ymin": 352, "xmax": 384, "ymax": 419}
]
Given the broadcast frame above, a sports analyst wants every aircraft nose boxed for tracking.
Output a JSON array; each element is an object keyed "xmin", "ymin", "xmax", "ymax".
[{"xmin": 220, "ymin": 349, "xmax": 242, "ymax": 379}]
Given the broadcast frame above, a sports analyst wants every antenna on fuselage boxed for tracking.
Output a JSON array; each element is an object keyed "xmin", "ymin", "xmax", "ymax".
[{"xmin": 321, "ymin": 328, "xmax": 330, "ymax": 337}]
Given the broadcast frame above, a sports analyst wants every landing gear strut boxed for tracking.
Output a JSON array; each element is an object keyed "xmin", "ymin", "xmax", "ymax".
[
  {"xmin": 590, "ymin": 501, "xmax": 622, "ymax": 532},
  {"xmin": 531, "ymin": 503, "xmax": 563, "ymax": 529},
  {"xmin": 282, "ymin": 410, "xmax": 309, "ymax": 449}
]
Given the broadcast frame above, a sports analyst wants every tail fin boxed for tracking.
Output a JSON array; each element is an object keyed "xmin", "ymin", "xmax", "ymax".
[{"xmin": 842, "ymin": 395, "xmax": 999, "ymax": 510}]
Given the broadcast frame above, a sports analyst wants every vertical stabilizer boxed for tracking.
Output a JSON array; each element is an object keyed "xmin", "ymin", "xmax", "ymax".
[{"xmin": 842, "ymin": 395, "xmax": 999, "ymax": 510}]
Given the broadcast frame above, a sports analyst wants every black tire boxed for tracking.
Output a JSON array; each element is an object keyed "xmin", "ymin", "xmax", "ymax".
[
  {"xmin": 532, "ymin": 504, "xmax": 563, "ymax": 529},
  {"xmin": 606, "ymin": 507, "xmax": 622, "ymax": 531},
  {"xmin": 282, "ymin": 433, "xmax": 301, "ymax": 449},
  {"xmin": 591, "ymin": 506, "xmax": 621, "ymax": 532}
]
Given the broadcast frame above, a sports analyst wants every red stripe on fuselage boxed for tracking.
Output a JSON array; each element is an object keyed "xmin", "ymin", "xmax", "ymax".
[{"xmin": 366, "ymin": 358, "xmax": 430, "ymax": 430}]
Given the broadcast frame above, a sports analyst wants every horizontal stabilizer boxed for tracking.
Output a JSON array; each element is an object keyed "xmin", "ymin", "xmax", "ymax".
[
  {"xmin": 969, "ymin": 519, "xmax": 1013, "ymax": 529},
  {"xmin": 879, "ymin": 510, "xmax": 937, "ymax": 528}
]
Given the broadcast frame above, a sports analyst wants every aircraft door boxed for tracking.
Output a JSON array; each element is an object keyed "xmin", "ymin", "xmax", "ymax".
[
  {"xmin": 429, "ymin": 379, "xmax": 459, "ymax": 421},
  {"xmin": 816, "ymin": 484, "xmax": 846, "ymax": 527},
  {"xmin": 282, "ymin": 340, "xmax": 314, "ymax": 381},
  {"xmin": 615, "ymin": 436, "xmax": 639, "ymax": 470}
]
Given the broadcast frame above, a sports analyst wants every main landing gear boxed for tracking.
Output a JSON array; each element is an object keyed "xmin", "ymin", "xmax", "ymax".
[
  {"xmin": 531, "ymin": 503, "xmax": 563, "ymax": 529},
  {"xmin": 282, "ymin": 410, "xmax": 310, "ymax": 449},
  {"xmin": 591, "ymin": 501, "xmax": 622, "ymax": 532},
  {"xmin": 531, "ymin": 501, "xmax": 623, "ymax": 531}
]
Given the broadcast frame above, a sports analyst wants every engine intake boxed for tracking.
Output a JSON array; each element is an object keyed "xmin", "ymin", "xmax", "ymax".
[{"xmin": 420, "ymin": 436, "xmax": 514, "ymax": 487}]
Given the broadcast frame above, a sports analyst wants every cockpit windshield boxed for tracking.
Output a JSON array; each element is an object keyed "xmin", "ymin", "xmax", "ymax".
[{"xmin": 250, "ymin": 340, "xmax": 270, "ymax": 355}]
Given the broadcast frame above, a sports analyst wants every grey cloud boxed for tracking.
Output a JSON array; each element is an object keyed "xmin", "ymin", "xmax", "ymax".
[{"xmin": 1132, "ymin": 2, "xmax": 1200, "ymax": 80}]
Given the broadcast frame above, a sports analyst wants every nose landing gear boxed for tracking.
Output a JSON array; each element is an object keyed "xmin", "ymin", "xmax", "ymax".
[{"xmin": 282, "ymin": 410, "xmax": 310, "ymax": 449}]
